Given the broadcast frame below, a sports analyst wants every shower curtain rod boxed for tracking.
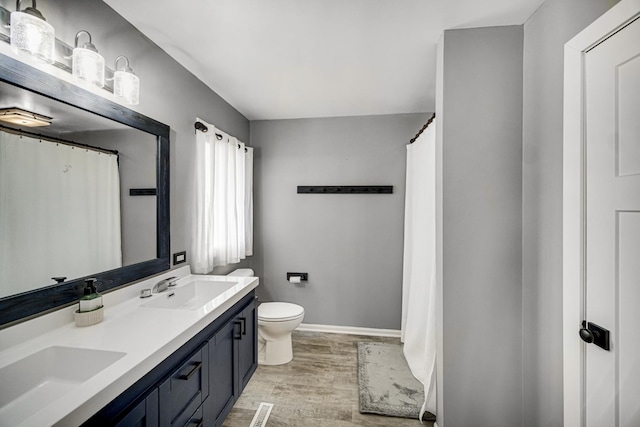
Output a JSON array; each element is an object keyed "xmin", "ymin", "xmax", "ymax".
[
  {"xmin": 194, "ymin": 121, "xmax": 249, "ymax": 152},
  {"xmin": 0, "ymin": 124, "xmax": 118, "ymax": 156},
  {"xmin": 409, "ymin": 113, "xmax": 436, "ymax": 143}
]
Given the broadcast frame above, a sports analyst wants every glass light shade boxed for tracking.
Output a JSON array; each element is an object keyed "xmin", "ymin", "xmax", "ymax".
[
  {"xmin": 10, "ymin": 11, "xmax": 55, "ymax": 63},
  {"xmin": 114, "ymin": 70, "xmax": 140, "ymax": 105},
  {"xmin": 72, "ymin": 47, "xmax": 105, "ymax": 88}
]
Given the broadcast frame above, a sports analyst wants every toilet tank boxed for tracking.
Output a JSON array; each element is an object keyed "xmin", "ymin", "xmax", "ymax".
[{"xmin": 227, "ymin": 268, "xmax": 254, "ymax": 277}]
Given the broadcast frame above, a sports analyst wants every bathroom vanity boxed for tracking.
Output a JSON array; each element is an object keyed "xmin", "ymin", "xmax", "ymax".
[
  {"xmin": 0, "ymin": 268, "xmax": 258, "ymax": 427},
  {"xmin": 84, "ymin": 291, "xmax": 257, "ymax": 427}
]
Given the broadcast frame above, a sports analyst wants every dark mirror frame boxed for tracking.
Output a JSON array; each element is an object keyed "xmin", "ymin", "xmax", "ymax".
[{"xmin": 0, "ymin": 53, "xmax": 170, "ymax": 328}]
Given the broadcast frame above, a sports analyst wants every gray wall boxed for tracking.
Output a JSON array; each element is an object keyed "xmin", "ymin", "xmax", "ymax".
[
  {"xmin": 437, "ymin": 26, "xmax": 523, "ymax": 427},
  {"xmin": 0, "ymin": 0, "xmax": 251, "ymax": 274},
  {"xmin": 250, "ymin": 113, "xmax": 429, "ymax": 329},
  {"xmin": 521, "ymin": 1, "xmax": 618, "ymax": 426}
]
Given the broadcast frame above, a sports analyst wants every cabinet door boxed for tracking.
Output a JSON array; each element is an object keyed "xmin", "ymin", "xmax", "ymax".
[
  {"xmin": 115, "ymin": 388, "xmax": 159, "ymax": 427},
  {"xmin": 237, "ymin": 300, "xmax": 257, "ymax": 394},
  {"xmin": 209, "ymin": 318, "xmax": 238, "ymax": 426},
  {"xmin": 159, "ymin": 345, "xmax": 209, "ymax": 427}
]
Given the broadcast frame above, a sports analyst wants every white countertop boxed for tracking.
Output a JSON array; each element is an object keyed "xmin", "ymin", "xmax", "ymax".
[{"xmin": 0, "ymin": 266, "xmax": 259, "ymax": 427}]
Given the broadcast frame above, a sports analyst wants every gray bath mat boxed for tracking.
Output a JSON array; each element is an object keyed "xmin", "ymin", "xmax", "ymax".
[{"xmin": 357, "ymin": 341, "xmax": 435, "ymax": 421}]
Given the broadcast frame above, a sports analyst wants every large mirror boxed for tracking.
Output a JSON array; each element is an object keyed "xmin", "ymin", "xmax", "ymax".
[{"xmin": 0, "ymin": 53, "xmax": 170, "ymax": 327}]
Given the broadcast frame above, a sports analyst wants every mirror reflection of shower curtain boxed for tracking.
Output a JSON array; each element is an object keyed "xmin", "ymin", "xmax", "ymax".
[
  {"xmin": 401, "ymin": 119, "xmax": 437, "ymax": 419},
  {"xmin": 0, "ymin": 131, "xmax": 122, "ymax": 297}
]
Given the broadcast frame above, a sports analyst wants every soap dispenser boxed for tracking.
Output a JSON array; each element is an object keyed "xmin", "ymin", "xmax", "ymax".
[
  {"xmin": 79, "ymin": 278, "xmax": 102, "ymax": 312},
  {"xmin": 75, "ymin": 278, "xmax": 104, "ymax": 327}
]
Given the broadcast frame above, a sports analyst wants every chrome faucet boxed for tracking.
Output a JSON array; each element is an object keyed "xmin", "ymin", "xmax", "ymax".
[{"xmin": 152, "ymin": 276, "xmax": 179, "ymax": 293}]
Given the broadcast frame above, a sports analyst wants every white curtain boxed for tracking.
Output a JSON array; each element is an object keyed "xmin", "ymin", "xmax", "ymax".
[
  {"xmin": 0, "ymin": 131, "xmax": 122, "ymax": 297},
  {"xmin": 192, "ymin": 119, "xmax": 253, "ymax": 273},
  {"xmin": 244, "ymin": 147, "xmax": 254, "ymax": 256},
  {"xmin": 401, "ymin": 119, "xmax": 437, "ymax": 419}
]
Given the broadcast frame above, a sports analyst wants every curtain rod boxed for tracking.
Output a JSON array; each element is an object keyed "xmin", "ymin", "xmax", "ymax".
[
  {"xmin": 0, "ymin": 124, "xmax": 118, "ymax": 156},
  {"xmin": 194, "ymin": 121, "xmax": 249, "ymax": 152},
  {"xmin": 194, "ymin": 121, "xmax": 224, "ymax": 140},
  {"xmin": 409, "ymin": 113, "xmax": 436, "ymax": 143}
]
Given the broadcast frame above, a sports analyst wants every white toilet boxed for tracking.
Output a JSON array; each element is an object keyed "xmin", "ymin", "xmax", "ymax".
[{"xmin": 227, "ymin": 269, "xmax": 305, "ymax": 365}]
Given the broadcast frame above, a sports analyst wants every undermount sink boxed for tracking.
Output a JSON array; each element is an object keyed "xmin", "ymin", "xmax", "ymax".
[
  {"xmin": 141, "ymin": 280, "xmax": 237, "ymax": 310},
  {"xmin": 0, "ymin": 346, "xmax": 126, "ymax": 425}
]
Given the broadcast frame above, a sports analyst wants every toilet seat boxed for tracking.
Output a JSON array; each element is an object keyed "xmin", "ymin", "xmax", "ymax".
[{"xmin": 258, "ymin": 302, "xmax": 304, "ymax": 322}]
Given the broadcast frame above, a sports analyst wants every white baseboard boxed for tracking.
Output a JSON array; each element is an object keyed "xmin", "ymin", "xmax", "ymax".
[{"xmin": 296, "ymin": 323, "xmax": 401, "ymax": 338}]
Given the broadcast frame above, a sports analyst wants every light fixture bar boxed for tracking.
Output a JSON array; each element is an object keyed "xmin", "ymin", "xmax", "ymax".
[
  {"xmin": 0, "ymin": 5, "xmax": 116, "ymax": 92},
  {"xmin": 0, "ymin": 5, "xmax": 140, "ymax": 103},
  {"xmin": 0, "ymin": 107, "xmax": 51, "ymax": 127}
]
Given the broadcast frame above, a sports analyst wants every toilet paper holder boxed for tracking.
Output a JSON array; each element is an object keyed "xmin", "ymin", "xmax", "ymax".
[{"xmin": 286, "ymin": 272, "xmax": 308, "ymax": 282}]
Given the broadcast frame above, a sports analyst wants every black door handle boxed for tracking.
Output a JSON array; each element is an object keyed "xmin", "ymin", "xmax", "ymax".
[
  {"xmin": 579, "ymin": 326, "xmax": 595, "ymax": 343},
  {"xmin": 580, "ymin": 320, "xmax": 610, "ymax": 351}
]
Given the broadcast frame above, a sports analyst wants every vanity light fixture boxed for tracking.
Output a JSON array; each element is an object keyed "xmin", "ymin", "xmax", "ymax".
[
  {"xmin": 72, "ymin": 30, "xmax": 105, "ymax": 88},
  {"xmin": 10, "ymin": 0, "xmax": 55, "ymax": 63},
  {"xmin": 0, "ymin": 107, "xmax": 51, "ymax": 127},
  {"xmin": 113, "ymin": 56, "xmax": 140, "ymax": 105}
]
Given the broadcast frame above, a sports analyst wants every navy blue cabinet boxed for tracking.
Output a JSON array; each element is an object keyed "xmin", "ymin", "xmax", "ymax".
[
  {"xmin": 84, "ymin": 291, "xmax": 256, "ymax": 427},
  {"xmin": 114, "ymin": 389, "xmax": 159, "ymax": 427}
]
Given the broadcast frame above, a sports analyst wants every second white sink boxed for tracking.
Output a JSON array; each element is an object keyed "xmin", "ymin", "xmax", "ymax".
[{"xmin": 141, "ymin": 280, "xmax": 237, "ymax": 310}]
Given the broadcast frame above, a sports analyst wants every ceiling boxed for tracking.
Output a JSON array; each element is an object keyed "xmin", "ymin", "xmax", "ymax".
[{"xmin": 104, "ymin": 0, "xmax": 545, "ymax": 121}]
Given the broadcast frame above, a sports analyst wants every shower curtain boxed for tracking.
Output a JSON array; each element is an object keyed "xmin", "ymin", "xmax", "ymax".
[
  {"xmin": 0, "ymin": 131, "xmax": 122, "ymax": 297},
  {"xmin": 192, "ymin": 119, "xmax": 253, "ymax": 273},
  {"xmin": 401, "ymin": 119, "xmax": 437, "ymax": 419}
]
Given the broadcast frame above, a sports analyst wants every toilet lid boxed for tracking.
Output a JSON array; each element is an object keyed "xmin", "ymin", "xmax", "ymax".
[{"xmin": 258, "ymin": 302, "xmax": 304, "ymax": 321}]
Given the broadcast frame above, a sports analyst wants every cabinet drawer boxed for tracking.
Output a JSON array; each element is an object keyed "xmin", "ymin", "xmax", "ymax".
[
  {"xmin": 159, "ymin": 344, "xmax": 209, "ymax": 427},
  {"xmin": 184, "ymin": 403, "xmax": 204, "ymax": 427}
]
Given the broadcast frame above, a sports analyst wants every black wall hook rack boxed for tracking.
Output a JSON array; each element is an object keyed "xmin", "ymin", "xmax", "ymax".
[
  {"xmin": 297, "ymin": 186, "xmax": 392, "ymax": 194},
  {"xmin": 130, "ymin": 188, "xmax": 157, "ymax": 196}
]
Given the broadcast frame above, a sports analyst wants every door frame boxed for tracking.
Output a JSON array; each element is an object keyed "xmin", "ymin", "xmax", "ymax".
[{"xmin": 563, "ymin": 1, "xmax": 640, "ymax": 426}]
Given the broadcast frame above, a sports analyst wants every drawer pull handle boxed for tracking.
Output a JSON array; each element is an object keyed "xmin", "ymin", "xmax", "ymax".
[
  {"xmin": 178, "ymin": 361, "xmax": 202, "ymax": 380},
  {"xmin": 240, "ymin": 316, "xmax": 247, "ymax": 336},
  {"xmin": 188, "ymin": 419, "xmax": 203, "ymax": 427}
]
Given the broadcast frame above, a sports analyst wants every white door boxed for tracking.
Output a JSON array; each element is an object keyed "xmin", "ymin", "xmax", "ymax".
[{"xmin": 584, "ymin": 16, "xmax": 640, "ymax": 426}]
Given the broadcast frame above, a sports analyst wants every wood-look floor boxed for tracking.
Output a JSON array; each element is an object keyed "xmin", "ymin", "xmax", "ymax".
[{"xmin": 222, "ymin": 331, "xmax": 434, "ymax": 427}]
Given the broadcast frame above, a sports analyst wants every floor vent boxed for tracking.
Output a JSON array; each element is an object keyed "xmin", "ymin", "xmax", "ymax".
[{"xmin": 249, "ymin": 402, "xmax": 274, "ymax": 427}]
